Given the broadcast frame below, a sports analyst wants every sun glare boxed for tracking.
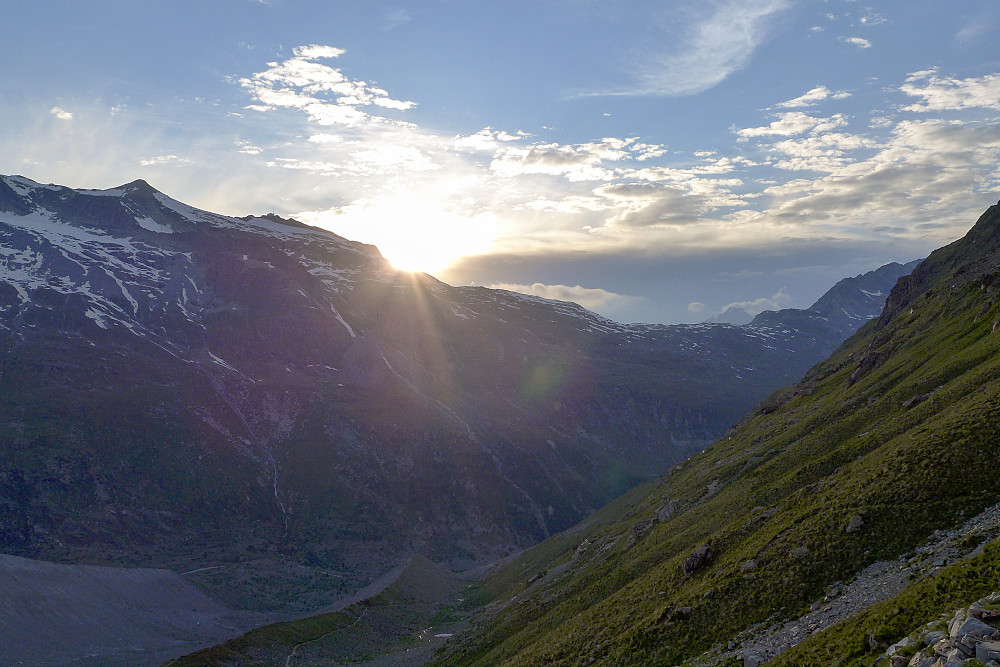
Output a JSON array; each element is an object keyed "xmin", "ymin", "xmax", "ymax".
[{"xmin": 314, "ymin": 194, "xmax": 497, "ymax": 276}]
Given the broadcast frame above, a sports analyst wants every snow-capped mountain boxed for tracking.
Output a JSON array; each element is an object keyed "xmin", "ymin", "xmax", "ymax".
[{"xmin": 0, "ymin": 175, "xmax": 913, "ymax": 609}]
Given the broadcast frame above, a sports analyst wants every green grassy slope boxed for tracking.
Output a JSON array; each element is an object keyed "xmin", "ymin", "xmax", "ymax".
[{"xmin": 431, "ymin": 203, "xmax": 1000, "ymax": 666}]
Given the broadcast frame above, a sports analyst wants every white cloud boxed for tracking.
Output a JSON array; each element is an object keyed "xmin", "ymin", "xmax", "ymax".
[
  {"xmin": 900, "ymin": 71, "xmax": 1000, "ymax": 112},
  {"xmin": 842, "ymin": 36, "xmax": 872, "ymax": 49},
  {"xmin": 490, "ymin": 282, "xmax": 629, "ymax": 311},
  {"xmin": 687, "ymin": 301, "xmax": 706, "ymax": 313},
  {"xmin": 858, "ymin": 12, "xmax": 887, "ymax": 26},
  {"xmin": 239, "ymin": 45, "xmax": 416, "ymax": 128},
  {"xmin": 722, "ymin": 287, "xmax": 791, "ymax": 316},
  {"xmin": 776, "ymin": 85, "xmax": 851, "ymax": 108},
  {"xmin": 236, "ymin": 139, "xmax": 261, "ymax": 155},
  {"xmin": 293, "ymin": 44, "xmax": 346, "ymax": 59},
  {"xmin": 605, "ymin": 0, "xmax": 792, "ymax": 96},
  {"xmin": 139, "ymin": 154, "xmax": 192, "ymax": 166},
  {"xmin": 49, "ymin": 106, "xmax": 73, "ymax": 120},
  {"xmin": 737, "ymin": 112, "xmax": 849, "ymax": 138},
  {"xmin": 489, "ymin": 137, "xmax": 647, "ymax": 182}
]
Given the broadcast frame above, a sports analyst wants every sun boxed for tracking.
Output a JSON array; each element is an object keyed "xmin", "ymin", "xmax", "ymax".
[{"xmin": 317, "ymin": 193, "xmax": 497, "ymax": 276}]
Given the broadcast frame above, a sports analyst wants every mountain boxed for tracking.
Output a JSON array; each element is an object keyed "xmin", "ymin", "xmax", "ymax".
[
  {"xmin": 0, "ymin": 175, "xmax": 910, "ymax": 623},
  {"xmin": 750, "ymin": 258, "xmax": 922, "ymax": 342},
  {"xmin": 429, "ymin": 202, "xmax": 1000, "ymax": 666}
]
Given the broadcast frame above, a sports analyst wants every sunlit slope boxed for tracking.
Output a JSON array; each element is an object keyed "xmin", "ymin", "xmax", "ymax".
[{"xmin": 434, "ymin": 202, "xmax": 1000, "ymax": 666}]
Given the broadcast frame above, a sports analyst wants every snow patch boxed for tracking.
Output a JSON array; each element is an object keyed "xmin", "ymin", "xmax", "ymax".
[{"xmin": 134, "ymin": 216, "xmax": 174, "ymax": 234}]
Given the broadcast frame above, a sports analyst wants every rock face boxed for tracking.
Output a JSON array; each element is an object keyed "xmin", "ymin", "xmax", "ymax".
[{"xmin": 0, "ymin": 175, "xmax": 914, "ymax": 604}]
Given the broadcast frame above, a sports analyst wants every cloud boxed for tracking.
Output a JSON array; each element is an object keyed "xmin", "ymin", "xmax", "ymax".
[
  {"xmin": 687, "ymin": 301, "xmax": 706, "ymax": 313},
  {"xmin": 737, "ymin": 112, "xmax": 848, "ymax": 138},
  {"xmin": 858, "ymin": 12, "xmax": 887, "ymax": 27},
  {"xmin": 293, "ymin": 44, "xmax": 346, "ymax": 59},
  {"xmin": 490, "ymin": 282, "xmax": 630, "ymax": 311},
  {"xmin": 384, "ymin": 8, "xmax": 415, "ymax": 30},
  {"xmin": 841, "ymin": 36, "xmax": 872, "ymax": 49},
  {"xmin": 49, "ymin": 106, "xmax": 73, "ymax": 120},
  {"xmin": 775, "ymin": 85, "xmax": 851, "ymax": 108},
  {"xmin": 139, "ymin": 154, "xmax": 193, "ymax": 166},
  {"xmin": 601, "ymin": 0, "xmax": 792, "ymax": 97},
  {"xmin": 759, "ymin": 117, "xmax": 1000, "ymax": 236},
  {"xmin": 722, "ymin": 287, "xmax": 791, "ymax": 316},
  {"xmin": 489, "ymin": 137, "xmax": 656, "ymax": 182},
  {"xmin": 238, "ymin": 45, "xmax": 416, "ymax": 128},
  {"xmin": 900, "ymin": 70, "xmax": 1000, "ymax": 112}
]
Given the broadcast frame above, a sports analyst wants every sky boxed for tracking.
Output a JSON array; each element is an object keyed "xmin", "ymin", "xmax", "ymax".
[{"xmin": 3, "ymin": 0, "xmax": 1000, "ymax": 324}]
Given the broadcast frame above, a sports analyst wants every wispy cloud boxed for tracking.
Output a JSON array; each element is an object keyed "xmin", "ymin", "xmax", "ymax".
[
  {"xmin": 776, "ymin": 85, "xmax": 851, "ymax": 108},
  {"xmin": 139, "ymin": 154, "xmax": 193, "ymax": 166},
  {"xmin": 594, "ymin": 0, "xmax": 792, "ymax": 97},
  {"xmin": 841, "ymin": 36, "xmax": 872, "ymax": 49},
  {"xmin": 384, "ymin": 8, "xmax": 415, "ymax": 30}
]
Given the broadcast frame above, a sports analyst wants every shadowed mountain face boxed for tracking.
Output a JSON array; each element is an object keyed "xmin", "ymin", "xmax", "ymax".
[
  {"xmin": 0, "ymin": 175, "xmax": 912, "ymax": 605},
  {"xmin": 432, "ymin": 202, "xmax": 1000, "ymax": 666}
]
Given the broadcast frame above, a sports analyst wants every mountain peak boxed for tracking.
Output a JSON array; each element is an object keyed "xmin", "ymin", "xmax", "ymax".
[{"xmin": 118, "ymin": 178, "xmax": 159, "ymax": 194}]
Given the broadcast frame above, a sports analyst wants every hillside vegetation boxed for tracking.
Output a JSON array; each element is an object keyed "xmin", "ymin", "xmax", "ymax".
[{"xmin": 430, "ymin": 202, "xmax": 1000, "ymax": 665}]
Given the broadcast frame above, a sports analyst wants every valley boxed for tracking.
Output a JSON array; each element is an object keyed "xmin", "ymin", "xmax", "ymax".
[{"xmin": 0, "ymin": 175, "xmax": 920, "ymax": 665}]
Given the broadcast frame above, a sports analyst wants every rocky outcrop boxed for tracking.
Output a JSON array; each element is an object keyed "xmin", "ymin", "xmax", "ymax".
[{"xmin": 883, "ymin": 593, "xmax": 1000, "ymax": 667}]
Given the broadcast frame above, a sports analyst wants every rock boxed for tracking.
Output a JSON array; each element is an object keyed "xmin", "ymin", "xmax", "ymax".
[
  {"xmin": 925, "ymin": 630, "xmax": 946, "ymax": 645},
  {"xmin": 978, "ymin": 639, "xmax": 1000, "ymax": 662},
  {"xmin": 743, "ymin": 651, "xmax": 764, "ymax": 667},
  {"xmin": 741, "ymin": 559, "xmax": 758, "ymax": 572},
  {"xmin": 887, "ymin": 637, "xmax": 913, "ymax": 656},
  {"xmin": 792, "ymin": 546, "xmax": 810, "ymax": 559},
  {"xmin": 890, "ymin": 655, "xmax": 909, "ymax": 667},
  {"xmin": 657, "ymin": 501, "xmax": 677, "ymax": 522},
  {"xmin": 907, "ymin": 650, "xmax": 936, "ymax": 667},
  {"xmin": 954, "ymin": 616, "xmax": 995, "ymax": 642},
  {"xmin": 671, "ymin": 606, "xmax": 693, "ymax": 620},
  {"xmin": 683, "ymin": 544, "xmax": 713, "ymax": 576},
  {"xmin": 846, "ymin": 513, "xmax": 865, "ymax": 534},
  {"xmin": 950, "ymin": 609, "xmax": 968, "ymax": 638}
]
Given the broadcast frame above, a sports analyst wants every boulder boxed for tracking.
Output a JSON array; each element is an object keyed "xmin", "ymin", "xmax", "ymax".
[
  {"xmin": 846, "ymin": 514, "xmax": 865, "ymax": 534},
  {"xmin": 978, "ymin": 639, "xmax": 1000, "ymax": 662},
  {"xmin": 887, "ymin": 637, "xmax": 913, "ymax": 656},
  {"xmin": 906, "ymin": 650, "xmax": 936, "ymax": 667},
  {"xmin": 683, "ymin": 544, "xmax": 713, "ymax": 576},
  {"xmin": 954, "ymin": 616, "xmax": 995, "ymax": 642}
]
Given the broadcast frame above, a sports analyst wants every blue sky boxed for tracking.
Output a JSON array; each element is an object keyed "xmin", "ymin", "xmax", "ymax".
[{"xmin": 3, "ymin": 0, "xmax": 1000, "ymax": 323}]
